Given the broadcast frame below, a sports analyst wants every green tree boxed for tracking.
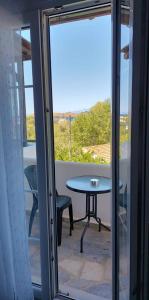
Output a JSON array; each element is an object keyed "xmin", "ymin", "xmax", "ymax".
[
  {"xmin": 55, "ymin": 143, "xmax": 107, "ymax": 164},
  {"xmin": 26, "ymin": 101, "xmax": 129, "ymax": 164},
  {"xmin": 26, "ymin": 115, "xmax": 35, "ymax": 140},
  {"xmin": 72, "ymin": 100, "xmax": 111, "ymax": 147},
  {"xmin": 120, "ymin": 116, "xmax": 129, "ymax": 144}
]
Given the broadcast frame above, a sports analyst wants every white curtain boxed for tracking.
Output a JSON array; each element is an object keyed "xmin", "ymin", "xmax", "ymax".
[{"xmin": 0, "ymin": 8, "xmax": 33, "ymax": 300}]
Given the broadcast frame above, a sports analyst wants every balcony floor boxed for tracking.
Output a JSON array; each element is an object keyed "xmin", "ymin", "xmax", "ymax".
[
  {"xmin": 58, "ymin": 221, "xmax": 112, "ymax": 300},
  {"xmin": 27, "ymin": 213, "xmax": 112, "ymax": 300}
]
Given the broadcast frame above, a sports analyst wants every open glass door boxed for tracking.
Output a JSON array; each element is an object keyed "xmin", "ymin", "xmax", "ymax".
[
  {"xmin": 112, "ymin": 0, "xmax": 133, "ymax": 299},
  {"xmin": 40, "ymin": 0, "xmax": 134, "ymax": 299},
  {"xmin": 118, "ymin": 1, "xmax": 133, "ymax": 298},
  {"xmin": 42, "ymin": 3, "xmax": 113, "ymax": 300}
]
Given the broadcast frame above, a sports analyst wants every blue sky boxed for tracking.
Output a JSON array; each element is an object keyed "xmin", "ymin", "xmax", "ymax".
[
  {"xmin": 50, "ymin": 15, "xmax": 111, "ymax": 113},
  {"xmin": 22, "ymin": 14, "xmax": 129, "ymax": 115}
]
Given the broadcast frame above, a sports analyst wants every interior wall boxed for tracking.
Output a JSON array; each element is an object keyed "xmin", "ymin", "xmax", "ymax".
[
  {"xmin": 0, "ymin": 0, "xmax": 25, "ymax": 13},
  {"xmin": 19, "ymin": 0, "xmax": 111, "ymax": 14}
]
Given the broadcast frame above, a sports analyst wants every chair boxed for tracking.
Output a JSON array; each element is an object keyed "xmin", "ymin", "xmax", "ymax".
[{"xmin": 24, "ymin": 164, "xmax": 73, "ymax": 246}]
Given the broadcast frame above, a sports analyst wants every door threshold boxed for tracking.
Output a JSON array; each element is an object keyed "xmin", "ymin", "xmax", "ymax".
[{"xmin": 57, "ymin": 285, "xmax": 107, "ymax": 300}]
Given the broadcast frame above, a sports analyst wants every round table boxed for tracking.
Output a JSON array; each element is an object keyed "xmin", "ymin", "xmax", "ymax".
[{"xmin": 66, "ymin": 175, "xmax": 112, "ymax": 253}]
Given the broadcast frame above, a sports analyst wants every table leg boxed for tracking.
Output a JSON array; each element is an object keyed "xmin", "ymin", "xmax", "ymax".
[
  {"xmin": 100, "ymin": 223, "xmax": 111, "ymax": 231},
  {"xmin": 80, "ymin": 220, "xmax": 89, "ymax": 253},
  {"xmin": 94, "ymin": 194, "xmax": 111, "ymax": 231},
  {"xmin": 72, "ymin": 193, "xmax": 90, "ymax": 225},
  {"xmin": 72, "ymin": 193, "xmax": 111, "ymax": 253},
  {"xmin": 73, "ymin": 215, "xmax": 88, "ymax": 224},
  {"xmin": 94, "ymin": 195, "xmax": 101, "ymax": 231},
  {"xmin": 80, "ymin": 194, "xmax": 90, "ymax": 253},
  {"xmin": 92, "ymin": 195, "xmax": 95, "ymax": 212}
]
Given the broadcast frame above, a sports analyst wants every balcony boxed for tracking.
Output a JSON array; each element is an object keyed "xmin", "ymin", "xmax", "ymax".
[{"xmin": 24, "ymin": 144, "xmax": 127, "ymax": 300}]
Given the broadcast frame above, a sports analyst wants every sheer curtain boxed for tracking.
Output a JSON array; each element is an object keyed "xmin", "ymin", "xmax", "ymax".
[{"xmin": 0, "ymin": 8, "xmax": 33, "ymax": 300}]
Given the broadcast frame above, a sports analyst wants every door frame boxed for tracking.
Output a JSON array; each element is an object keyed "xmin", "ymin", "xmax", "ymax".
[
  {"xmin": 129, "ymin": 0, "xmax": 149, "ymax": 299},
  {"xmin": 41, "ymin": 2, "xmax": 112, "ymax": 299},
  {"xmin": 30, "ymin": 11, "xmax": 53, "ymax": 300},
  {"xmin": 22, "ymin": 0, "xmax": 149, "ymax": 299},
  {"xmin": 138, "ymin": 0, "xmax": 149, "ymax": 299},
  {"xmin": 111, "ymin": 0, "xmax": 120, "ymax": 299},
  {"xmin": 112, "ymin": 0, "xmax": 149, "ymax": 299}
]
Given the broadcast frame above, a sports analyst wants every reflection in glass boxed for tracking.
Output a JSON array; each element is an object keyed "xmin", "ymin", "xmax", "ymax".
[
  {"xmin": 118, "ymin": 1, "xmax": 133, "ymax": 298},
  {"xmin": 23, "ymin": 60, "xmax": 33, "ymax": 86},
  {"xmin": 21, "ymin": 28, "xmax": 41, "ymax": 284},
  {"xmin": 25, "ymin": 87, "xmax": 35, "ymax": 141}
]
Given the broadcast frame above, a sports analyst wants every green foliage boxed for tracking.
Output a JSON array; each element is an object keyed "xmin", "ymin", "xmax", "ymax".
[
  {"xmin": 25, "ymin": 100, "xmax": 129, "ymax": 164},
  {"xmin": 26, "ymin": 115, "xmax": 35, "ymax": 140},
  {"xmin": 54, "ymin": 120, "xmax": 70, "ymax": 149},
  {"xmin": 72, "ymin": 100, "xmax": 111, "ymax": 147},
  {"xmin": 55, "ymin": 143, "xmax": 107, "ymax": 164},
  {"xmin": 120, "ymin": 116, "xmax": 129, "ymax": 144},
  {"xmin": 120, "ymin": 126, "xmax": 128, "ymax": 144}
]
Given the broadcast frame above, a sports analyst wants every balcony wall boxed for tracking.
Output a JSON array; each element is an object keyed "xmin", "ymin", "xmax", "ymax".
[{"xmin": 23, "ymin": 144, "xmax": 127, "ymax": 228}]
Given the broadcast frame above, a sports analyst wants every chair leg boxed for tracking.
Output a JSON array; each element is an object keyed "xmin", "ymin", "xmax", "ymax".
[
  {"xmin": 69, "ymin": 204, "xmax": 74, "ymax": 236},
  {"xmin": 57, "ymin": 209, "xmax": 63, "ymax": 246},
  {"xmin": 29, "ymin": 199, "xmax": 38, "ymax": 237}
]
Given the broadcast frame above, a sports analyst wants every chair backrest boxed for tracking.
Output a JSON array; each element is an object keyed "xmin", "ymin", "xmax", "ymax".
[
  {"xmin": 24, "ymin": 164, "xmax": 58, "ymax": 196},
  {"xmin": 24, "ymin": 164, "xmax": 37, "ymax": 191}
]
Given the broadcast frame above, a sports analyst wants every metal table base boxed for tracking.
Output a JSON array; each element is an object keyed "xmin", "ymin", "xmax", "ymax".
[{"xmin": 73, "ymin": 193, "xmax": 110, "ymax": 253}]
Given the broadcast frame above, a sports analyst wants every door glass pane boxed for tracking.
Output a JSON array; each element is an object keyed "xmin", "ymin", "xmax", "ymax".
[
  {"xmin": 118, "ymin": 1, "xmax": 133, "ymax": 298},
  {"xmin": 25, "ymin": 87, "xmax": 36, "ymax": 141},
  {"xmin": 21, "ymin": 28, "xmax": 41, "ymax": 284},
  {"xmin": 23, "ymin": 60, "xmax": 33, "ymax": 86},
  {"xmin": 49, "ymin": 7, "xmax": 112, "ymax": 300}
]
